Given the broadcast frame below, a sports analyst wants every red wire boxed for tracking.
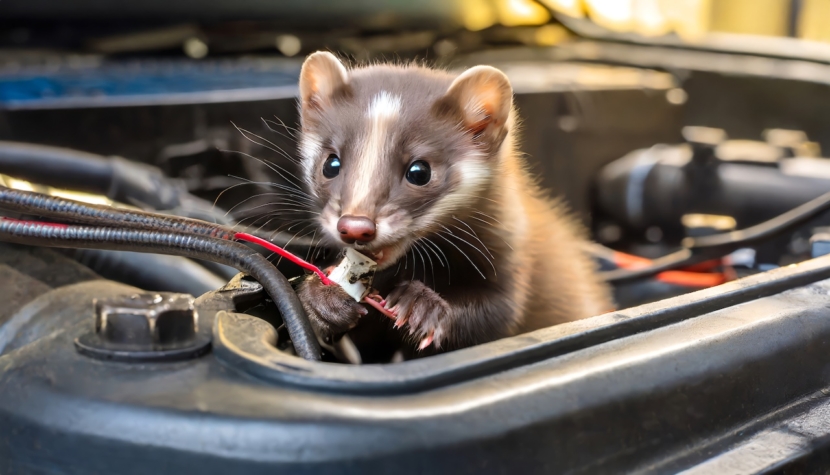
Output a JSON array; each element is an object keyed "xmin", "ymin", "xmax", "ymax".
[
  {"xmin": 612, "ymin": 250, "xmax": 729, "ymax": 287},
  {"xmin": 235, "ymin": 233, "xmax": 401, "ymax": 316},
  {"xmin": 363, "ymin": 296, "xmax": 397, "ymax": 319},
  {"xmin": 3, "ymin": 218, "xmax": 400, "ymax": 320},
  {"xmin": 233, "ymin": 232, "xmax": 333, "ymax": 285}
]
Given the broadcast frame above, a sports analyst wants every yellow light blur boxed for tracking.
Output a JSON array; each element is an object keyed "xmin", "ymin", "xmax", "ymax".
[
  {"xmin": 662, "ymin": 0, "xmax": 711, "ymax": 41},
  {"xmin": 461, "ymin": 0, "xmax": 498, "ymax": 30},
  {"xmin": 585, "ymin": 0, "xmax": 633, "ymax": 32},
  {"xmin": 798, "ymin": 0, "xmax": 830, "ymax": 43},
  {"xmin": 534, "ymin": 24, "xmax": 570, "ymax": 45},
  {"xmin": 537, "ymin": 0, "xmax": 584, "ymax": 18},
  {"xmin": 633, "ymin": 0, "xmax": 670, "ymax": 37},
  {"xmin": 462, "ymin": 0, "xmax": 820, "ymax": 44},
  {"xmin": 495, "ymin": 0, "xmax": 552, "ymax": 26},
  {"xmin": 49, "ymin": 189, "xmax": 113, "ymax": 206},
  {"xmin": 709, "ymin": 0, "xmax": 789, "ymax": 36},
  {"xmin": 6, "ymin": 178, "xmax": 34, "ymax": 192}
]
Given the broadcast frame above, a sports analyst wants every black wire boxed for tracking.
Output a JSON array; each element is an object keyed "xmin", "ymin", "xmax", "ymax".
[
  {"xmin": 601, "ymin": 190, "xmax": 830, "ymax": 283},
  {"xmin": 0, "ymin": 219, "xmax": 321, "ymax": 361},
  {"xmin": 685, "ymin": 190, "xmax": 830, "ymax": 250},
  {"xmin": 0, "ymin": 185, "xmax": 234, "ymax": 239}
]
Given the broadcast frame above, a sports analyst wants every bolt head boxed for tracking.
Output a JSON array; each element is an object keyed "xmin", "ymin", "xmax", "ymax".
[{"xmin": 94, "ymin": 293, "xmax": 197, "ymax": 347}]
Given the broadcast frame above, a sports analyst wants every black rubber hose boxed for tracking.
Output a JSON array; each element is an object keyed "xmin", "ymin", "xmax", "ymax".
[
  {"xmin": 0, "ymin": 185, "xmax": 234, "ymax": 239},
  {"xmin": 0, "ymin": 219, "xmax": 321, "ymax": 361},
  {"xmin": 0, "ymin": 141, "xmax": 113, "ymax": 194},
  {"xmin": 0, "ymin": 141, "xmax": 236, "ymax": 225},
  {"xmin": 73, "ymin": 249, "xmax": 227, "ymax": 296}
]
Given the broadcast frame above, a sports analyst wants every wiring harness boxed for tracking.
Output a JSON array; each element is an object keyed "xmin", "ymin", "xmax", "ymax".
[{"xmin": 0, "ymin": 186, "xmax": 328, "ymax": 360}]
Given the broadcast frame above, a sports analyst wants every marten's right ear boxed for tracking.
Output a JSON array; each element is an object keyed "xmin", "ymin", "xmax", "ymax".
[
  {"xmin": 299, "ymin": 51, "xmax": 349, "ymax": 112},
  {"xmin": 436, "ymin": 65, "xmax": 513, "ymax": 147}
]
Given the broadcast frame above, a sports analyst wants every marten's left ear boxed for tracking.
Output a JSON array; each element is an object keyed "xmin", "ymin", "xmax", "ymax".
[{"xmin": 438, "ymin": 65, "xmax": 513, "ymax": 146}]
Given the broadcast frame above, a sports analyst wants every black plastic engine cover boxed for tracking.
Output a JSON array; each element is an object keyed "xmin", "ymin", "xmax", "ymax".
[{"xmin": 4, "ymin": 244, "xmax": 830, "ymax": 473}]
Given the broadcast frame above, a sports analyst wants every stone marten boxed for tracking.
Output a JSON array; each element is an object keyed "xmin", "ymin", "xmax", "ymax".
[{"xmin": 294, "ymin": 51, "xmax": 612, "ymax": 354}]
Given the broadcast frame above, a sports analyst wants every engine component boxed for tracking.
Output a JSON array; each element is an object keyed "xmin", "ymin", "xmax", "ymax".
[
  {"xmin": 73, "ymin": 248, "xmax": 226, "ymax": 296},
  {"xmin": 75, "ymin": 292, "xmax": 210, "ymax": 362},
  {"xmin": 596, "ymin": 127, "xmax": 830, "ymax": 235},
  {"xmin": 5, "ymin": 244, "xmax": 830, "ymax": 472},
  {"xmin": 0, "ymin": 141, "xmax": 232, "ymax": 223},
  {"xmin": 0, "ymin": 218, "xmax": 321, "ymax": 360}
]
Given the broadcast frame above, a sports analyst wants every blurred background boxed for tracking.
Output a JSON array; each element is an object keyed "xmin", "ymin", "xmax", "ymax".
[{"xmin": 3, "ymin": 0, "xmax": 830, "ymax": 307}]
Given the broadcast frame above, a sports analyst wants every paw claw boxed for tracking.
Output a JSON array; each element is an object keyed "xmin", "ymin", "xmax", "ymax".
[
  {"xmin": 362, "ymin": 296, "xmax": 397, "ymax": 319},
  {"xmin": 418, "ymin": 331, "xmax": 435, "ymax": 350}
]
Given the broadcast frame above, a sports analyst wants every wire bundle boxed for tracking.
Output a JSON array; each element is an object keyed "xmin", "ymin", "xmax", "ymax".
[{"xmin": 0, "ymin": 185, "xmax": 323, "ymax": 360}]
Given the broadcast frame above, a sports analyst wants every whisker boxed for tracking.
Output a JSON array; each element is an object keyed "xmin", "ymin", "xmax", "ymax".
[
  {"xmin": 269, "ymin": 115, "xmax": 300, "ymax": 138},
  {"xmin": 395, "ymin": 258, "xmax": 403, "ymax": 277},
  {"xmin": 421, "ymin": 237, "xmax": 450, "ymax": 285},
  {"xmin": 439, "ymin": 226, "xmax": 496, "ymax": 276},
  {"xmin": 265, "ymin": 218, "xmax": 310, "ymax": 236},
  {"xmin": 436, "ymin": 233, "xmax": 486, "ymax": 280},
  {"xmin": 306, "ymin": 229, "xmax": 317, "ymax": 261},
  {"xmin": 262, "ymin": 118, "xmax": 298, "ymax": 142},
  {"xmin": 224, "ymin": 175, "xmax": 316, "ymax": 204},
  {"xmin": 465, "ymin": 216, "xmax": 514, "ymax": 251},
  {"xmin": 220, "ymin": 149, "xmax": 305, "ymax": 192},
  {"xmin": 413, "ymin": 241, "xmax": 433, "ymax": 285},
  {"xmin": 232, "ymin": 121, "xmax": 297, "ymax": 164},
  {"xmin": 229, "ymin": 195, "xmax": 313, "ymax": 210},
  {"xmin": 407, "ymin": 248, "xmax": 418, "ymax": 282},
  {"xmin": 276, "ymin": 225, "xmax": 316, "ymax": 266},
  {"xmin": 451, "ymin": 217, "xmax": 495, "ymax": 259},
  {"xmin": 468, "ymin": 214, "xmax": 496, "ymax": 227},
  {"xmin": 233, "ymin": 202, "xmax": 318, "ymax": 218},
  {"xmin": 214, "ymin": 178, "xmax": 316, "ymax": 208},
  {"xmin": 232, "ymin": 212, "xmax": 286, "ymax": 229},
  {"xmin": 472, "ymin": 210, "xmax": 503, "ymax": 225},
  {"xmin": 224, "ymin": 193, "xmax": 312, "ymax": 216},
  {"xmin": 412, "ymin": 196, "xmax": 442, "ymax": 213}
]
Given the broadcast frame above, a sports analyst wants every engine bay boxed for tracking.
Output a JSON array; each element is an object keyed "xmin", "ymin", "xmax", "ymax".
[{"xmin": 4, "ymin": 6, "xmax": 830, "ymax": 473}]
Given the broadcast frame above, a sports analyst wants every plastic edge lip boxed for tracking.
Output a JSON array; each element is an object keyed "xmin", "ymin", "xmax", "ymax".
[{"xmin": 212, "ymin": 254, "xmax": 830, "ymax": 395}]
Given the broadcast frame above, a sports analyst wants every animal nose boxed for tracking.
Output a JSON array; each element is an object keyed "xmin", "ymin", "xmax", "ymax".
[{"xmin": 337, "ymin": 215, "xmax": 376, "ymax": 243}]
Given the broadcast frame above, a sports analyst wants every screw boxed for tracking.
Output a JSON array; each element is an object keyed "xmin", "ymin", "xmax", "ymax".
[{"xmin": 94, "ymin": 293, "xmax": 197, "ymax": 347}]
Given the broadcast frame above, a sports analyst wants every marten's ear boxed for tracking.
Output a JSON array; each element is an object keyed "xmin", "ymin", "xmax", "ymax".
[
  {"xmin": 299, "ymin": 51, "xmax": 349, "ymax": 112},
  {"xmin": 438, "ymin": 65, "xmax": 513, "ymax": 145}
]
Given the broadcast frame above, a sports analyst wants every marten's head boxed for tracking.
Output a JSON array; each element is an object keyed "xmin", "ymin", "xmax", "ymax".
[{"xmin": 297, "ymin": 52, "xmax": 513, "ymax": 269}]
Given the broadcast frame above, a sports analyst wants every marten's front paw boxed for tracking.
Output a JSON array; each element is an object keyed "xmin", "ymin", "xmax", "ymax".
[
  {"xmin": 297, "ymin": 274, "xmax": 367, "ymax": 338},
  {"xmin": 385, "ymin": 281, "xmax": 451, "ymax": 349}
]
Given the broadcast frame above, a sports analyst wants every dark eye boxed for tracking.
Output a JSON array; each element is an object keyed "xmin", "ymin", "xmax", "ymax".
[
  {"xmin": 322, "ymin": 154, "xmax": 340, "ymax": 179},
  {"xmin": 405, "ymin": 160, "xmax": 431, "ymax": 186}
]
